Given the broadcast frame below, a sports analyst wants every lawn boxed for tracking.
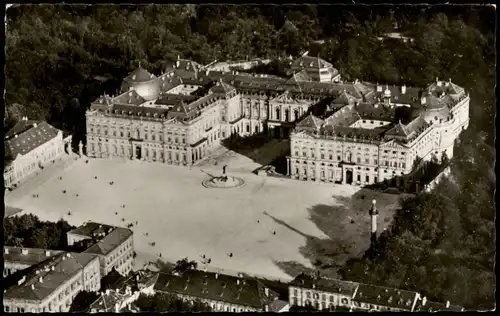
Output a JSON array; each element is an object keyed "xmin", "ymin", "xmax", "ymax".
[{"xmin": 5, "ymin": 156, "xmax": 402, "ymax": 281}]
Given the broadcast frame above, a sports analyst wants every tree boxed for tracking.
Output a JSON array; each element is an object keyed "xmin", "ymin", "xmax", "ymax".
[
  {"xmin": 172, "ymin": 257, "xmax": 197, "ymax": 274},
  {"xmin": 440, "ymin": 151, "xmax": 449, "ymax": 165},
  {"xmin": 135, "ymin": 292, "xmax": 212, "ymax": 312},
  {"xmin": 69, "ymin": 291, "xmax": 99, "ymax": 312}
]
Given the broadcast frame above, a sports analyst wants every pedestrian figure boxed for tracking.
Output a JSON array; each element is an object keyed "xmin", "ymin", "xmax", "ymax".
[
  {"xmin": 135, "ymin": 221, "xmax": 138, "ymax": 225},
  {"xmin": 257, "ymin": 220, "xmax": 260, "ymax": 223},
  {"xmin": 94, "ymin": 176, "xmax": 97, "ymax": 179},
  {"xmin": 146, "ymin": 232, "xmax": 148, "ymax": 236},
  {"xmin": 122, "ymin": 218, "xmax": 125, "ymax": 222},
  {"xmin": 273, "ymin": 231, "xmax": 276, "ymax": 235},
  {"xmin": 159, "ymin": 253, "xmax": 162, "ymax": 258},
  {"xmin": 76, "ymin": 194, "xmax": 79, "ymax": 197},
  {"xmin": 202, "ymin": 254, "xmax": 206, "ymax": 259},
  {"xmin": 115, "ymin": 212, "xmax": 118, "ymax": 215},
  {"xmin": 228, "ymin": 252, "xmax": 233, "ymax": 258},
  {"xmin": 62, "ymin": 190, "xmax": 66, "ymax": 194},
  {"xmin": 207, "ymin": 258, "xmax": 211, "ymax": 264}
]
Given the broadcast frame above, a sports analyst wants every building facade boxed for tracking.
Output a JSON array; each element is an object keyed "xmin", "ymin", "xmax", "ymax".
[
  {"xmin": 3, "ymin": 252, "xmax": 101, "ymax": 313},
  {"xmin": 85, "ymin": 56, "xmax": 468, "ymax": 187},
  {"xmin": 288, "ymin": 79, "xmax": 469, "ymax": 185},
  {"xmin": 4, "ymin": 118, "xmax": 66, "ymax": 188},
  {"xmin": 288, "ymin": 273, "xmax": 463, "ymax": 312},
  {"xmin": 67, "ymin": 222, "xmax": 134, "ymax": 277}
]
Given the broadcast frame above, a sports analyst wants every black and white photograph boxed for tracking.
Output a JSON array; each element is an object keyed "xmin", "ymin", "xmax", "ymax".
[{"xmin": 3, "ymin": 3, "xmax": 495, "ymax": 313}]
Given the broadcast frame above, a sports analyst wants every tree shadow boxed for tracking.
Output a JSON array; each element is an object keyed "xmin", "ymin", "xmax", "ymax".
[{"xmin": 272, "ymin": 189, "xmax": 404, "ymax": 279}]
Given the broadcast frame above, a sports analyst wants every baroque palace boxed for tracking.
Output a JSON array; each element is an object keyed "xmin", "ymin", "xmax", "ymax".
[{"xmin": 85, "ymin": 54, "xmax": 469, "ymax": 185}]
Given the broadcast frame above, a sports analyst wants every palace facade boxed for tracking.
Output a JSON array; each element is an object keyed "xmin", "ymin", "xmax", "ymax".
[{"xmin": 85, "ymin": 54, "xmax": 469, "ymax": 185}]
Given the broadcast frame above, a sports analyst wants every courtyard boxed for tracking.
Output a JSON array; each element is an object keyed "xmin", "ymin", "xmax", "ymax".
[{"xmin": 5, "ymin": 155, "xmax": 400, "ymax": 281}]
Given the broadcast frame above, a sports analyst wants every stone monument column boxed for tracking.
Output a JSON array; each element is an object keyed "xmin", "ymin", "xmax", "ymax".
[{"xmin": 78, "ymin": 141, "xmax": 83, "ymax": 157}]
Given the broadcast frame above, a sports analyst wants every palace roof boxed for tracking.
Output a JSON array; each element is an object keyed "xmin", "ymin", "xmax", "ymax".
[
  {"xmin": 154, "ymin": 270, "xmax": 278, "ymax": 309},
  {"xmin": 290, "ymin": 55, "xmax": 333, "ymax": 71},
  {"xmin": 352, "ymin": 283, "xmax": 419, "ymax": 311},
  {"xmin": 124, "ymin": 67, "xmax": 156, "ymax": 83},
  {"xmin": 385, "ymin": 121, "xmax": 409, "ymax": 137},
  {"xmin": 374, "ymin": 85, "xmax": 421, "ymax": 105},
  {"xmin": 295, "ymin": 113, "xmax": 325, "ymax": 130},
  {"xmin": 4, "ymin": 121, "xmax": 60, "ymax": 158},
  {"xmin": 4, "ymin": 252, "xmax": 98, "ymax": 302},
  {"xmin": 209, "ymin": 79, "xmax": 236, "ymax": 95},
  {"xmin": 289, "ymin": 273, "xmax": 359, "ymax": 297},
  {"xmin": 332, "ymin": 89, "xmax": 361, "ymax": 105}
]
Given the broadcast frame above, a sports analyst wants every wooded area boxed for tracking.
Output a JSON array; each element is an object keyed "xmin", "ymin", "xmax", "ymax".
[{"xmin": 4, "ymin": 4, "xmax": 495, "ymax": 310}]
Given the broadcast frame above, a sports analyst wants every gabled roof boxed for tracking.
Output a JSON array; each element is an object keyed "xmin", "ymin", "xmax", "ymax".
[
  {"xmin": 4, "ymin": 252, "xmax": 99, "ymax": 302},
  {"xmin": 124, "ymin": 67, "xmax": 156, "ymax": 82},
  {"xmin": 333, "ymin": 89, "xmax": 361, "ymax": 105},
  {"xmin": 209, "ymin": 79, "xmax": 236, "ymax": 95},
  {"xmin": 291, "ymin": 56, "xmax": 333, "ymax": 70},
  {"xmin": 5, "ymin": 119, "xmax": 40, "ymax": 138},
  {"xmin": 4, "ymin": 121, "xmax": 60, "ymax": 158},
  {"xmin": 289, "ymin": 273, "xmax": 359, "ymax": 297},
  {"xmin": 3, "ymin": 247, "xmax": 64, "ymax": 268},
  {"xmin": 113, "ymin": 90, "xmax": 146, "ymax": 106},
  {"xmin": 296, "ymin": 113, "xmax": 324, "ymax": 130},
  {"xmin": 68, "ymin": 222, "xmax": 133, "ymax": 256},
  {"xmin": 385, "ymin": 121, "xmax": 409, "ymax": 137},
  {"xmin": 154, "ymin": 270, "xmax": 278, "ymax": 309},
  {"xmin": 271, "ymin": 91, "xmax": 305, "ymax": 104},
  {"xmin": 352, "ymin": 283, "xmax": 419, "ymax": 311},
  {"xmin": 287, "ymin": 70, "xmax": 312, "ymax": 83}
]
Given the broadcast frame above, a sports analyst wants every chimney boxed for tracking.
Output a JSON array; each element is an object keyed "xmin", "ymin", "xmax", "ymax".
[
  {"xmin": 446, "ymin": 301, "xmax": 450, "ymax": 308},
  {"xmin": 31, "ymin": 284, "xmax": 35, "ymax": 290},
  {"xmin": 264, "ymin": 287, "xmax": 269, "ymax": 297},
  {"xmin": 422, "ymin": 297, "xmax": 427, "ymax": 306},
  {"xmin": 401, "ymin": 85, "xmax": 406, "ymax": 94},
  {"xmin": 22, "ymin": 249, "xmax": 28, "ymax": 255},
  {"xmin": 436, "ymin": 77, "xmax": 442, "ymax": 86},
  {"xmin": 215, "ymin": 273, "xmax": 219, "ymax": 279},
  {"xmin": 51, "ymin": 266, "xmax": 54, "ymax": 271},
  {"xmin": 4, "ymin": 248, "xmax": 8, "ymax": 254},
  {"xmin": 176, "ymin": 60, "xmax": 180, "ymax": 68},
  {"xmin": 377, "ymin": 84, "xmax": 382, "ymax": 92},
  {"xmin": 265, "ymin": 305, "xmax": 269, "ymax": 312},
  {"xmin": 115, "ymin": 302, "xmax": 120, "ymax": 313},
  {"xmin": 237, "ymin": 279, "xmax": 240, "ymax": 285},
  {"xmin": 33, "ymin": 123, "xmax": 37, "ymax": 127},
  {"xmin": 45, "ymin": 250, "xmax": 51, "ymax": 257},
  {"xmin": 106, "ymin": 289, "xmax": 110, "ymax": 295},
  {"xmin": 39, "ymin": 276, "xmax": 43, "ymax": 283}
]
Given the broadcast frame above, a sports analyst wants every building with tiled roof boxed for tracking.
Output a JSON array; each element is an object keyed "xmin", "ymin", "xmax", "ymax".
[
  {"xmin": 352, "ymin": 283, "xmax": 419, "ymax": 311},
  {"xmin": 287, "ymin": 77, "xmax": 469, "ymax": 185},
  {"xmin": 3, "ymin": 247, "xmax": 64, "ymax": 278},
  {"xmin": 85, "ymin": 56, "xmax": 468, "ymax": 188},
  {"xmin": 3, "ymin": 251, "xmax": 101, "ymax": 313},
  {"xmin": 287, "ymin": 273, "xmax": 463, "ymax": 312},
  {"xmin": 288, "ymin": 54, "xmax": 341, "ymax": 83},
  {"xmin": 66, "ymin": 222, "xmax": 134, "ymax": 277},
  {"xmin": 153, "ymin": 269, "xmax": 280, "ymax": 312},
  {"xmin": 4, "ymin": 118, "xmax": 66, "ymax": 188}
]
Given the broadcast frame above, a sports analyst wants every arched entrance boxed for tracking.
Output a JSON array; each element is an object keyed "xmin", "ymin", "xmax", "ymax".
[
  {"xmin": 346, "ymin": 169, "xmax": 353, "ymax": 184},
  {"xmin": 135, "ymin": 146, "xmax": 142, "ymax": 160}
]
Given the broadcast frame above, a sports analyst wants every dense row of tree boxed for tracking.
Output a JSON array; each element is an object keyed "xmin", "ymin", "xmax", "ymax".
[
  {"xmin": 3, "ymin": 214, "xmax": 75, "ymax": 250},
  {"xmin": 4, "ymin": 4, "xmax": 495, "ymax": 310}
]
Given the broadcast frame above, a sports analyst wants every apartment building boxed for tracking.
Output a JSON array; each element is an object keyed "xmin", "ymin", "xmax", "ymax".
[
  {"xmin": 66, "ymin": 222, "xmax": 134, "ymax": 277},
  {"xmin": 3, "ymin": 252, "xmax": 101, "ymax": 313},
  {"xmin": 153, "ymin": 269, "xmax": 280, "ymax": 312},
  {"xmin": 3, "ymin": 247, "xmax": 63, "ymax": 278},
  {"xmin": 4, "ymin": 118, "xmax": 65, "ymax": 188}
]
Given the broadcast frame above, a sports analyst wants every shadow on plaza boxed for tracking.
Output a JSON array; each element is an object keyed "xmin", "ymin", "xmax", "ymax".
[
  {"xmin": 220, "ymin": 132, "xmax": 290, "ymax": 174},
  {"xmin": 272, "ymin": 189, "xmax": 404, "ymax": 279}
]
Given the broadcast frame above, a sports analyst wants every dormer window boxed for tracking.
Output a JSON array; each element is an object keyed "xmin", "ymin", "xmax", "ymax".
[{"xmin": 132, "ymin": 75, "xmax": 136, "ymax": 80}]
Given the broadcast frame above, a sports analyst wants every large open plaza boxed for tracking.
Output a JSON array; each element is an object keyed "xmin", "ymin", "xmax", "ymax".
[{"xmin": 5, "ymin": 154, "xmax": 398, "ymax": 281}]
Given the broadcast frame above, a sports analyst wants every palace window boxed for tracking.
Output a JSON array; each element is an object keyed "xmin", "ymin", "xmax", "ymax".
[
  {"xmin": 357, "ymin": 157, "xmax": 361, "ymax": 163},
  {"xmin": 306, "ymin": 292, "xmax": 311, "ymax": 299},
  {"xmin": 374, "ymin": 159, "xmax": 378, "ymax": 165},
  {"xmin": 337, "ymin": 155, "xmax": 341, "ymax": 161},
  {"xmin": 295, "ymin": 151, "xmax": 299, "ymax": 157},
  {"xmin": 303, "ymin": 152, "xmax": 307, "ymax": 157},
  {"xmin": 365, "ymin": 158, "xmax": 369, "ymax": 164},
  {"xmin": 321, "ymin": 153, "xmax": 325, "ymax": 159}
]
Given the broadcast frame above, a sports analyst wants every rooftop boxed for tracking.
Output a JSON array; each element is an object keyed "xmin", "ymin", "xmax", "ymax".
[
  {"xmin": 289, "ymin": 273, "xmax": 359, "ymax": 297},
  {"xmin": 154, "ymin": 270, "xmax": 278, "ymax": 309},
  {"xmin": 352, "ymin": 283, "xmax": 419, "ymax": 311},
  {"xmin": 413, "ymin": 298, "xmax": 464, "ymax": 312},
  {"xmin": 4, "ymin": 120, "xmax": 60, "ymax": 158},
  {"xmin": 4, "ymin": 252, "xmax": 99, "ymax": 302},
  {"xmin": 124, "ymin": 67, "xmax": 156, "ymax": 83},
  {"xmin": 3, "ymin": 247, "xmax": 64, "ymax": 267},
  {"xmin": 67, "ymin": 222, "xmax": 133, "ymax": 256}
]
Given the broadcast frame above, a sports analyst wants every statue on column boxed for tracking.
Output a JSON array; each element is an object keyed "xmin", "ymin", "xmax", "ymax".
[
  {"xmin": 78, "ymin": 141, "xmax": 83, "ymax": 157},
  {"xmin": 222, "ymin": 165, "xmax": 228, "ymax": 182}
]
